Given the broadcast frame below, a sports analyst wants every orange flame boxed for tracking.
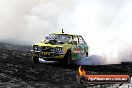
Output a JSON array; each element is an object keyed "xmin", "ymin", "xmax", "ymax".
[{"xmin": 78, "ymin": 66, "xmax": 86, "ymax": 76}]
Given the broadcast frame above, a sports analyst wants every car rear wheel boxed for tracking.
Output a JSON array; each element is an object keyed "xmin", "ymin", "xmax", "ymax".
[
  {"xmin": 33, "ymin": 56, "xmax": 39, "ymax": 63},
  {"xmin": 86, "ymin": 52, "xmax": 88, "ymax": 57}
]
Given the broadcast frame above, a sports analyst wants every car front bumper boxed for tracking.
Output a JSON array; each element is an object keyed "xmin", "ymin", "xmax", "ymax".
[{"xmin": 32, "ymin": 51, "xmax": 65, "ymax": 61}]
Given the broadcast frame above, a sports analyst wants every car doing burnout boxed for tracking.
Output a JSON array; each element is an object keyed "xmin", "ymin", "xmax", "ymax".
[{"xmin": 31, "ymin": 30, "xmax": 89, "ymax": 65}]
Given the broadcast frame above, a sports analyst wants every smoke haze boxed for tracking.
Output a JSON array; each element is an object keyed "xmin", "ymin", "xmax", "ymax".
[
  {"xmin": 0, "ymin": 0, "xmax": 132, "ymax": 64},
  {"xmin": 0, "ymin": 0, "xmax": 74, "ymax": 44}
]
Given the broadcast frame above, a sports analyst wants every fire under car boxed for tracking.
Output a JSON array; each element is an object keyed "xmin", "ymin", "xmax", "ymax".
[{"xmin": 31, "ymin": 30, "xmax": 89, "ymax": 65}]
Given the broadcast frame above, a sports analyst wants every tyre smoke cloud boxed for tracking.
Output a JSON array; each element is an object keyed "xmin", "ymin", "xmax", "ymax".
[
  {"xmin": 0, "ymin": 0, "xmax": 132, "ymax": 64},
  {"xmin": 61, "ymin": 0, "xmax": 132, "ymax": 64},
  {"xmin": 0, "ymin": 0, "xmax": 74, "ymax": 44}
]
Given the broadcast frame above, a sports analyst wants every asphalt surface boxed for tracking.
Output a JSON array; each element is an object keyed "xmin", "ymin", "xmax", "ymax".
[{"xmin": 0, "ymin": 42, "xmax": 131, "ymax": 88}]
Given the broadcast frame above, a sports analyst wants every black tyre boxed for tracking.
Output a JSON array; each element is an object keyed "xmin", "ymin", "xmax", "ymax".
[
  {"xmin": 64, "ymin": 49, "xmax": 72, "ymax": 65},
  {"xmin": 33, "ymin": 56, "xmax": 39, "ymax": 63},
  {"xmin": 86, "ymin": 52, "xmax": 88, "ymax": 57}
]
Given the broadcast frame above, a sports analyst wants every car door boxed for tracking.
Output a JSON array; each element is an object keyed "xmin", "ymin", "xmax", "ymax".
[
  {"xmin": 71, "ymin": 35, "xmax": 85, "ymax": 60},
  {"xmin": 78, "ymin": 36, "xmax": 88, "ymax": 57}
]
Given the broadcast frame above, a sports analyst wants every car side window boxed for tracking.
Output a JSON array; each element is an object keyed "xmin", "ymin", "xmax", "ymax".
[
  {"xmin": 68, "ymin": 36, "xmax": 72, "ymax": 44},
  {"xmin": 78, "ymin": 36, "xmax": 85, "ymax": 44},
  {"xmin": 72, "ymin": 36, "xmax": 78, "ymax": 45}
]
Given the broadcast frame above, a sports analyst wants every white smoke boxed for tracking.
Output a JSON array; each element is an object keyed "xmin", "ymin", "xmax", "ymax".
[
  {"xmin": 0, "ymin": 0, "xmax": 73, "ymax": 44},
  {"xmin": 0, "ymin": 0, "xmax": 132, "ymax": 64},
  {"xmin": 59, "ymin": 0, "xmax": 132, "ymax": 64}
]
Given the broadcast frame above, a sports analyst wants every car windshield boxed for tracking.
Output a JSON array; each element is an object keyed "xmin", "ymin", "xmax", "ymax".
[{"xmin": 49, "ymin": 34, "xmax": 71, "ymax": 43}]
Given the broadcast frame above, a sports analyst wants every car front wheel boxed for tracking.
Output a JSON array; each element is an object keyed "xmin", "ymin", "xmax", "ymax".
[
  {"xmin": 64, "ymin": 49, "xmax": 72, "ymax": 65},
  {"xmin": 33, "ymin": 56, "xmax": 39, "ymax": 63}
]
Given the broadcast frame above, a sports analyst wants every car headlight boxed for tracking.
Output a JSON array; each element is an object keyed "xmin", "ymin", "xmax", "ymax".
[
  {"xmin": 34, "ymin": 47, "xmax": 38, "ymax": 51},
  {"xmin": 33, "ymin": 45, "xmax": 39, "ymax": 51}
]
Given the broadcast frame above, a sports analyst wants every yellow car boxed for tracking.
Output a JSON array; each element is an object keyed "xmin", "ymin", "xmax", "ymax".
[{"xmin": 31, "ymin": 30, "xmax": 89, "ymax": 65}]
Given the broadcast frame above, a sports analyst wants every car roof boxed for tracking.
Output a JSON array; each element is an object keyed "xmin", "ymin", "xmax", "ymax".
[{"xmin": 50, "ymin": 32, "xmax": 81, "ymax": 36}]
